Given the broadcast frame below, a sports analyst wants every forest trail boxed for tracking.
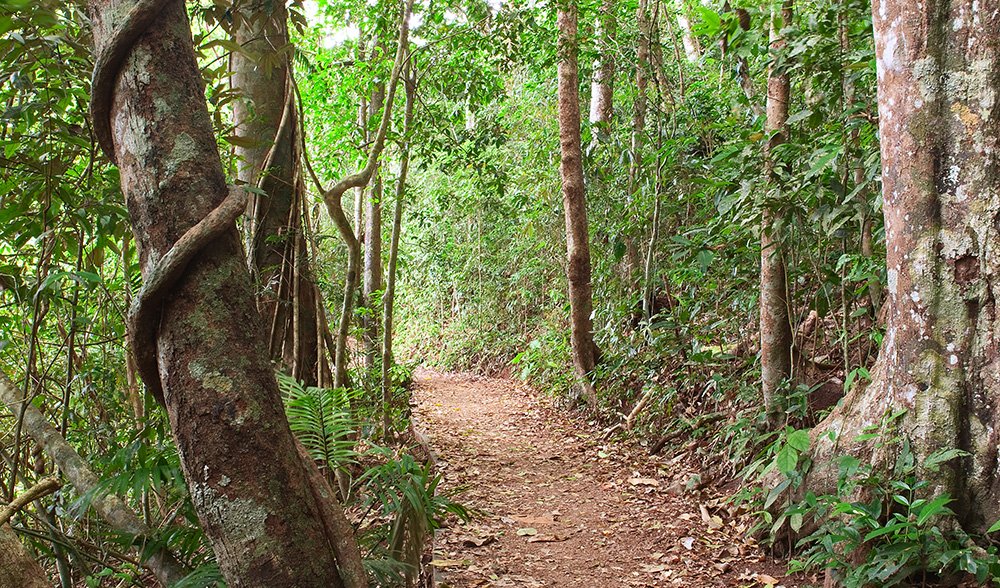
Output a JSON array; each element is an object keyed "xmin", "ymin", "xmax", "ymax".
[{"xmin": 412, "ymin": 371, "xmax": 807, "ymax": 588}]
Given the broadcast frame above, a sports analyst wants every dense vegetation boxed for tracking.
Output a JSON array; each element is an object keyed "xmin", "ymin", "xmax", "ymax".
[{"xmin": 1, "ymin": 0, "xmax": 999, "ymax": 586}]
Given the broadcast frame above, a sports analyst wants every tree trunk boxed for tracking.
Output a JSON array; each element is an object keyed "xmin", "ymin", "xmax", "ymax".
[
  {"xmin": 557, "ymin": 0, "xmax": 597, "ymax": 406},
  {"xmin": 233, "ymin": 0, "xmax": 321, "ymax": 385},
  {"xmin": 87, "ymin": 1, "xmax": 359, "ymax": 585},
  {"xmin": 588, "ymin": 0, "xmax": 615, "ymax": 135},
  {"xmin": 0, "ymin": 524, "xmax": 49, "ymax": 588},
  {"xmin": 674, "ymin": 0, "xmax": 700, "ymax": 62},
  {"xmin": 786, "ymin": 0, "xmax": 1000, "ymax": 536},
  {"xmin": 759, "ymin": 0, "xmax": 794, "ymax": 425},
  {"xmin": 382, "ymin": 67, "xmax": 415, "ymax": 440},
  {"xmin": 622, "ymin": 0, "xmax": 652, "ymax": 293},
  {"xmin": 363, "ymin": 167, "xmax": 383, "ymax": 370},
  {"xmin": 307, "ymin": 0, "xmax": 414, "ymax": 390}
]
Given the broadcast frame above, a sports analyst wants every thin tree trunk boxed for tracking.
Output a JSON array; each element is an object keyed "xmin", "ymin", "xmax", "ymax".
[
  {"xmin": 622, "ymin": 0, "xmax": 652, "ymax": 292},
  {"xmin": 87, "ymin": 2, "xmax": 362, "ymax": 585},
  {"xmin": 759, "ymin": 0, "xmax": 794, "ymax": 426},
  {"xmin": 838, "ymin": 4, "xmax": 880, "ymax": 316},
  {"xmin": 588, "ymin": 0, "xmax": 615, "ymax": 136},
  {"xmin": 557, "ymin": 0, "xmax": 597, "ymax": 406},
  {"xmin": 381, "ymin": 66, "xmax": 415, "ymax": 440},
  {"xmin": 674, "ymin": 0, "xmax": 700, "ymax": 61},
  {"xmin": 304, "ymin": 0, "xmax": 414, "ymax": 390},
  {"xmin": 363, "ymin": 167, "xmax": 383, "ymax": 370},
  {"xmin": 233, "ymin": 1, "xmax": 320, "ymax": 385}
]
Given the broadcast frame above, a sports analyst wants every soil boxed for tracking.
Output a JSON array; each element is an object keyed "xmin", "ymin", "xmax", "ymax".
[{"xmin": 412, "ymin": 370, "xmax": 816, "ymax": 588}]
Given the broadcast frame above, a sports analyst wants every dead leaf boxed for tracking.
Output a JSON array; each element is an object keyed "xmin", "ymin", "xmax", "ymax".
[
  {"xmin": 516, "ymin": 527, "xmax": 538, "ymax": 536},
  {"xmin": 430, "ymin": 558, "xmax": 467, "ymax": 568},
  {"xmin": 680, "ymin": 536, "xmax": 695, "ymax": 550},
  {"xmin": 526, "ymin": 534, "xmax": 566, "ymax": 543},
  {"xmin": 756, "ymin": 573, "xmax": 779, "ymax": 587},
  {"xmin": 628, "ymin": 477, "xmax": 660, "ymax": 487},
  {"xmin": 461, "ymin": 536, "xmax": 495, "ymax": 548}
]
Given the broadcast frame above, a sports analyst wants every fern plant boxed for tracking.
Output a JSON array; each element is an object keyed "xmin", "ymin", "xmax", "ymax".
[{"xmin": 277, "ymin": 373, "xmax": 360, "ymax": 470}]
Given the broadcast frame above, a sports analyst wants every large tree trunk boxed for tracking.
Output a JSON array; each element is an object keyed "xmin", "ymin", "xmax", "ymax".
[
  {"xmin": 786, "ymin": 0, "xmax": 1000, "ymax": 536},
  {"xmin": 557, "ymin": 0, "xmax": 597, "ymax": 406},
  {"xmin": 588, "ymin": 0, "xmax": 615, "ymax": 135},
  {"xmin": 759, "ymin": 0, "xmax": 794, "ymax": 425},
  {"xmin": 233, "ymin": 0, "xmax": 321, "ymax": 385},
  {"xmin": 0, "ymin": 524, "xmax": 49, "ymax": 588},
  {"xmin": 87, "ymin": 1, "xmax": 360, "ymax": 585}
]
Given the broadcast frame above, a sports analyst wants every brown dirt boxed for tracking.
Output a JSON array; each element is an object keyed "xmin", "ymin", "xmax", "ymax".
[{"xmin": 412, "ymin": 370, "xmax": 815, "ymax": 588}]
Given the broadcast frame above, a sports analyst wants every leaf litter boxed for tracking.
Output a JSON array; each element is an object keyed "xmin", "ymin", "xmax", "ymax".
[{"xmin": 412, "ymin": 370, "xmax": 811, "ymax": 587}]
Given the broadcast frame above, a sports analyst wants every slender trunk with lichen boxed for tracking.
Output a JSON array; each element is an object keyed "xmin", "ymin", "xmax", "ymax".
[
  {"xmin": 232, "ymin": 0, "xmax": 321, "ymax": 385},
  {"xmin": 589, "ymin": 0, "xmax": 615, "ymax": 138},
  {"xmin": 557, "ymin": 0, "xmax": 597, "ymax": 406},
  {"xmin": 774, "ymin": 0, "xmax": 1000, "ymax": 539},
  {"xmin": 381, "ymin": 67, "xmax": 415, "ymax": 440},
  {"xmin": 87, "ymin": 1, "xmax": 362, "ymax": 585},
  {"xmin": 760, "ymin": 0, "xmax": 794, "ymax": 426}
]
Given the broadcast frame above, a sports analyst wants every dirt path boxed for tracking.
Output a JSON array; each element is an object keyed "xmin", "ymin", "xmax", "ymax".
[{"xmin": 412, "ymin": 370, "xmax": 809, "ymax": 588}]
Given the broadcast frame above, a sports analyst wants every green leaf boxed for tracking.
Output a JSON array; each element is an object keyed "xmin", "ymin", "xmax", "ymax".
[
  {"xmin": 987, "ymin": 519, "xmax": 1000, "ymax": 533},
  {"xmin": 786, "ymin": 429, "xmax": 810, "ymax": 452},
  {"xmin": 916, "ymin": 494, "xmax": 953, "ymax": 526},
  {"xmin": 775, "ymin": 445, "xmax": 799, "ymax": 475}
]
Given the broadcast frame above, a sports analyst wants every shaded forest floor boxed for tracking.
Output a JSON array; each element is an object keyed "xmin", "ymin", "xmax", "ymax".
[{"xmin": 412, "ymin": 370, "xmax": 813, "ymax": 587}]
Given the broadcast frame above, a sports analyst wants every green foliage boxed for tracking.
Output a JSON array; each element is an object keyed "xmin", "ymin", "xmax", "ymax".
[
  {"xmin": 778, "ymin": 435, "xmax": 1000, "ymax": 586},
  {"xmin": 277, "ymin": 373, "xmax": 361, "ymax": 469}
]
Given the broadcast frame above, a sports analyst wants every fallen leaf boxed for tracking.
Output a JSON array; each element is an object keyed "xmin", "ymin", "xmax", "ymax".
[
  {"xmin": 628, "ymin": 477, "xmax": 660, "ymax": 487},
  {"xmin": 680, "ymin": 536, "xmax": 695, "ymax": 550},
  {"xmin": 516, "ymin": 527, "xmax": 538, "ymax": 536},
  {"xmin": 461, "ymin": 536, "xmax": 496, "ymax": 548},
  {"xmin": 757, "ymin": 573, "xmax": 779, "ymax": 586},
  {"xmin": 526, "ymin": 534, "xmax": 566, "ymax": 543},
  {"xmin": 641, "ymin": 564, "xmax": 668, "ymax": 573},
  {"xmin": 430, "ymin": 559, "xmax": 466, "ymax": 568}
]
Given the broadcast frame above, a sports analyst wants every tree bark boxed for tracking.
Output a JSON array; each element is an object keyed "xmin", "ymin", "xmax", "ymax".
[
  {"xmin": 588, "ymin": 0, "xmax": 615, "ymax": 135},
  {"xmin": 233, "ymin": 0, "xmax": 321, "ymax": 385},
  {"xmin": 87, "ymin": 1, "xmax": 358, "ymax": 585},
  {"xmin": 557, "ymin": 0, "xmax": 597, "ymax": 406},
  {"xmin": 674, "ymin": 0, "xmax": 701, "ymax": 62},
  {"xmin": 759, "ymin": 0, "xmax": 794, "ymax": 425},
  {"xmin": 382, "ymin": 67, "xmax": 415, "ymax": 440},
  {"xmin": 783, "ymin": 0, "xmax": 1000, "ymax": 535},
  {"xmin": 0, "ymin": 523, "xmax": 50, "ymax": 588}
]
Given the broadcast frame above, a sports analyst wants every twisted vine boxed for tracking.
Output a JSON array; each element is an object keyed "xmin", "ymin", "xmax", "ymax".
[{"xmin": 91, "ymin": 0, "xmax": 247, "ymax": 405}]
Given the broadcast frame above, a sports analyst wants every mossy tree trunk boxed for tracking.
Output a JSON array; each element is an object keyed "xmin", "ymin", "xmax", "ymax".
[
  {"xmin": 88, "ymin": 1, "xmax": 360, "ymax": 585},
  {"xmin": 790, "ymin": 0, "xmax": 1000, "ymax": 534}
]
